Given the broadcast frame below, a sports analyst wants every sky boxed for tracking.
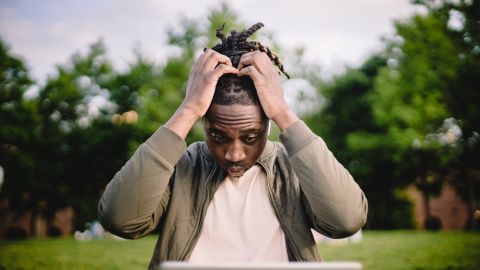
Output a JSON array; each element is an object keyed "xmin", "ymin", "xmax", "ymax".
[{"xmin": 0, "ymin": 0, "xmax": 419, "ymax": 84}]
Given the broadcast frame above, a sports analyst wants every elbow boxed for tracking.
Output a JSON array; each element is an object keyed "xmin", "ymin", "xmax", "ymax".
[
  {"xmin": 97, "ymin": 201, "xmax": 129, "ymax": 239},
  {"xmin": 336, "ymin": 190, "xmax": 369, "ymax": 238},
  {"xmin": 344, "ymin": 197, "xmax": 368, "ymax": 236},
  {"xmin": 321, "ymin": 217, "xmax": 365, "ymax": 239},
  {"xmin": 322, "ymin": 212, "xmax": 367, "ymax": 239},
  {"xmin": 337, "ymin": 198, "xmax": 368, "ymax": 238},
  {"xmin": 97, "ymin": 200, "xmax": 147, "ymax": 240},
  {"xmin": 314, "ymin": 197, "xmax": 368, "ymax": 239},
  {"xmin": 334, "ymin": 211, "xmax": 367, "ymax": 238}
]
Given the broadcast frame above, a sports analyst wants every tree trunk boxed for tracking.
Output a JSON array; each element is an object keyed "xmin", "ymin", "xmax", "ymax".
[
  {"xmin": 465, "ymin": 173, "xmax": 477, "ymax": 231},
  {"xmin": 422, "ymin": 188, "xmax": 431, "ymax": 228}
]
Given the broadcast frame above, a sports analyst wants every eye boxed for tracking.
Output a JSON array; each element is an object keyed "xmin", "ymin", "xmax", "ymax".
[
  {"xmin": 242, "ymin": 135, "xmax": 258, "ymax": 144},
  {"xmin": 211, "ymin": 132, "xmax": 227, "ymax": 143}
]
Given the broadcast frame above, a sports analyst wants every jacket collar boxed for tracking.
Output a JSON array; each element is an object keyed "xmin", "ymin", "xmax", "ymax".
[
  {"xmin": 257, "ymin": 140, "xmax": 278, "ymax": 174},
  {"xmin": 259, "ymin": 140, "xmax": 277, "ymax": 162}
]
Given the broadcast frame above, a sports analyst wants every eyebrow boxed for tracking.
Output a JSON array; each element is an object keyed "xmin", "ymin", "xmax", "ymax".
[
  {"xmin": 208, "ymin": 128, "xmax": 225, "ymax": 134},
  {"xmin": 207, "ymin": 127, "xmax": 264, "ymax": 134},
  {"xmin": 241, "ymin": 128, "xmax": 263, "ymax": 134}
]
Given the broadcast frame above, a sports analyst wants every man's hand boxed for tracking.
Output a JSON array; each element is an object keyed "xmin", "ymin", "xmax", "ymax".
[
  {"xmin": 237, "ymin": 51, "xmax": 299, "ymax": 131},
  {"xmin": 165, "ymin": 49, "xmax": 238, "ymax": 139},
  {"xmin": 182, "ymin": 49, "xmax": 239, "ymax": 118}
]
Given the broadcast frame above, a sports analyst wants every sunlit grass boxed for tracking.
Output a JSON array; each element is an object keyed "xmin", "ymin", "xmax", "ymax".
[
  {"xmin": 0, "ymin": 231, "xmax": 479, "ymax": 270},
  {"xmin": 0, "ymin": 236, "xmax": 157, "ymax": 270},
  {"xmin": 320, "ymin": 230, "xmax": 480, "ymax": 270}
]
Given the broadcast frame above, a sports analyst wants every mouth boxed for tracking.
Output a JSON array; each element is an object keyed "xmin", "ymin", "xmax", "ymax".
[{"xmin": 226, "ymin": 166, "xmax": 245, "ymax": 177}]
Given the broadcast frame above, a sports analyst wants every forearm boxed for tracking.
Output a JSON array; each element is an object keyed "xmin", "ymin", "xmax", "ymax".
[
  {"xmin": 280, "ymin": 121, "xmax": 368, "ymax": 238},
  {"xmin": 272, "ymin": 108, "xmax": 299, "ymax": 131},
  {"xmin": 164, "ymin": 106, "xmax": 200, "ymax": 140},
  {"xmin": 98, "ymin": 126, "xmax": 186, "ymax": 238}
]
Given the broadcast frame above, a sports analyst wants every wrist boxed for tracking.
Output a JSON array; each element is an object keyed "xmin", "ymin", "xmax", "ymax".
[
  {"xmin": 272, "ymin": 109, "xmax": 299, "ymax": 131},
  {"xmin": 164, "ymin": 106, "xmax": 200, "ymax": 140}
]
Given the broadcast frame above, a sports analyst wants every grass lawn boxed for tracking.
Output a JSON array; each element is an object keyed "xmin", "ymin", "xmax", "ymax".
[
  {"xmin": 0, "ymin": 230, "xmax": 479, "ymax": 270},
  {"xmin": 319, "ymin": 230, "xmax": 480, "ymax": 270}
]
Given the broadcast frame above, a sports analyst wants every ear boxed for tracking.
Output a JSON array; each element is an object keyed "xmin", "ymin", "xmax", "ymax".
[
  {"xmin": 202, "ymin": 116, "xmax": 207, "ymax": 128},
  {"xmin": 267, "ymin": 120, "xmax": 271, "ymax": 136}
]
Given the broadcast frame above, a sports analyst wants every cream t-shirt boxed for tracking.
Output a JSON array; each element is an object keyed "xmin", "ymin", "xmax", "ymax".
[{"xmin": 188, "ymin": 165, "xmax": 289, "ymax": 262}]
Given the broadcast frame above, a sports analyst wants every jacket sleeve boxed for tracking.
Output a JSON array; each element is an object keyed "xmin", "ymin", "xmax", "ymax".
[
  {"xmin": 98, "ymin": 126, "xmax": 186, "ymax": 239},
  {"xmin": 279, "ymin": 121, "xmax": 368, "ymax": 238}
]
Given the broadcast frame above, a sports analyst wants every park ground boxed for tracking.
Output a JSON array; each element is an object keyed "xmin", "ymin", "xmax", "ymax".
[{"xmin": 0, "ymin": 230, "xmax": 479, "ymax": 270}]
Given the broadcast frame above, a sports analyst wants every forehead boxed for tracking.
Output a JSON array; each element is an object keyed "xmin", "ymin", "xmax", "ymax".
[{"xmin": 205, "ymin": 104, "xmax": 266, "ymax": 131}]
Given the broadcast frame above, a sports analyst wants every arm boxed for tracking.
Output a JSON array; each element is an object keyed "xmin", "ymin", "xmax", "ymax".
[
  {"xmin": 238, "ymin": 51, "xmax": 367, "ymax": 237},
  {"xmin": 280, "ymin": 121, "xmax": 368, "ymax": 238},
  {"xmin": 98, "ymin": 127, "xmax": 186, "ymax": 239},
  {"xmin": 98, "ymin": 49, "xmax": 238, "ymax": 238}
]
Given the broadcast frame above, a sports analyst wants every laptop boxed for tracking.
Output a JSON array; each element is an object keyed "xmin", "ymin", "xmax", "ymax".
[{"xmin": 159, "ymin": 262, "xmax": 362, "ymax": 270}]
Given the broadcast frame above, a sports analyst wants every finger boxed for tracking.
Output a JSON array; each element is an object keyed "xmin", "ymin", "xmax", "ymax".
[
  {"xmin": 199, "ymin": 48, "xmax": 219, "ymax": 62},
  {"xmin": 210, "ymin": 64, "xmax": 239, "ymax": 80},
  {"xmin": 237, "ymin": 54, "xmax": 254, "ymax": 71},
  {"xmin": 191, "ymin": 50, "xmax": 210, "ymax": 73},
  {"xmin": 237, "ymin": 51, "xmax": 268, "ymax": 71},
  {"xmin": 195, "ymin": 49, "xmax": 228, "ymax": 69},
  {"xmin": 203, "ymin": 50, "xmax": 233, "ymax": 69},
  {"xmin": 238, "ymin": 65, "xmax": 263, "ymax": 84},
  {"xmin": 237, "ymin": 51, "xmax": 261, "ymax": 70}
]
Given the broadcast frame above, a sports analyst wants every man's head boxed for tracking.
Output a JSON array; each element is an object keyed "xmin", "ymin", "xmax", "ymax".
[{"xmin": 203, "ymin": 22, "xmax": 287, "ymax": 177}]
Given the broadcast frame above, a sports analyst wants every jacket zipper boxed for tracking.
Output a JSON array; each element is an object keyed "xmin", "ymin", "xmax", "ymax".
[
  {"xmin": 178, "ymin": 165, "xmax": 218, "ymax": 261},
  {"xmin": 258, "ymin": 161, "xmax": 304, "ymax": 261}
]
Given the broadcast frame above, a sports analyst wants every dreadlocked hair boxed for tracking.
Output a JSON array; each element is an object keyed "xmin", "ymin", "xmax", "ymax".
[
  {"xmin": 212, "ymin": 22, "xmax": 289, "ymax": 78},
  {"xmin": 209, "ymin": 22, "xmax": 289, "ymax": 108}
]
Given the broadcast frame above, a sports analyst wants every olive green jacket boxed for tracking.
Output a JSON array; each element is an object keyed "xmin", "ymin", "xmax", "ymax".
[{"xmin": 98, "ymin": 121, "xmax": 368, "ymax": 269}]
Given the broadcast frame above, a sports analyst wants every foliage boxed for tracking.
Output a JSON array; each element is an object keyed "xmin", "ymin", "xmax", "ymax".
[
  {"xmin": 304, "ymin": 55, "xmax": 415, "ymax": 229},
  {"xmin": 32, "ymin": 41, "xmax": 138, "ymax": 227},
  {"xmin": 369, "ymin": 0, "xmax": 480, "ymax": 228},
  {"xmin": 0, "ymin": 38, "xmax": 38, "ymax": 210},
  {"xmin": 304, "ymin": 0, "xmax": 480, "ymax": 229}
]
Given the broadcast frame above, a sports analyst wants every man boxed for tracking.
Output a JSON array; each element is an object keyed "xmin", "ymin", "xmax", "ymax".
[{"xmin": 98, "ymin": 23, "xmax": 368, "ymax": 269}]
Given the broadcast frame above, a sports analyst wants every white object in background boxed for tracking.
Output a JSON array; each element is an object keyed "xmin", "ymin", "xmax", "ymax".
[
  {"xmin": 159, "ymin": 262, "xmax": 362, "ymax": 270},
  {"xmin": 312, "ymin": 229, "xmax": 363, "ymax": 245},
  {"xmin": 349, "ymin": 230, "xmax": 363, "ymax": 244}
]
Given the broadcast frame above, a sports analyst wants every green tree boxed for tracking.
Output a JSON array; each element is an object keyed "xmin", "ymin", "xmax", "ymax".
[
  {"xmin": 304, "ymin": 55, "xmax": 415, "ymax": 229},
  {"xmin": 33, "ymin": 40, "xmax": 141, "ymax": 229},
  {"xmin": 0, "ymin": 38, "xmax": 39, "ymax": 222},
  {"xmin": 370, "ymin": 0, "xmax": 480, "ymax": 229}
]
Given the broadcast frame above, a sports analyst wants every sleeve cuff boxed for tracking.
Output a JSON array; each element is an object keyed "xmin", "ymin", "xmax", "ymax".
[
  {"xmin": 146, "ymin": 126, "xmax": 187, "ymax": 165},
  {"xmin": 279, "ymin": 120, "xmax": 317, "ymax": 156}
]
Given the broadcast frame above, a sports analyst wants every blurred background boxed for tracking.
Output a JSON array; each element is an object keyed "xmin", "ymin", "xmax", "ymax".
[{"xmin": 0, "ymin": 0, "xmax": 479, "ymax": 268}]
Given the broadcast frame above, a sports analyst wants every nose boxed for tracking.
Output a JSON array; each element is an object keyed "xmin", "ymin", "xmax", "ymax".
[{"xmin": 224, "ymin": 141, "xmax": 246, "ymax": 163}]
